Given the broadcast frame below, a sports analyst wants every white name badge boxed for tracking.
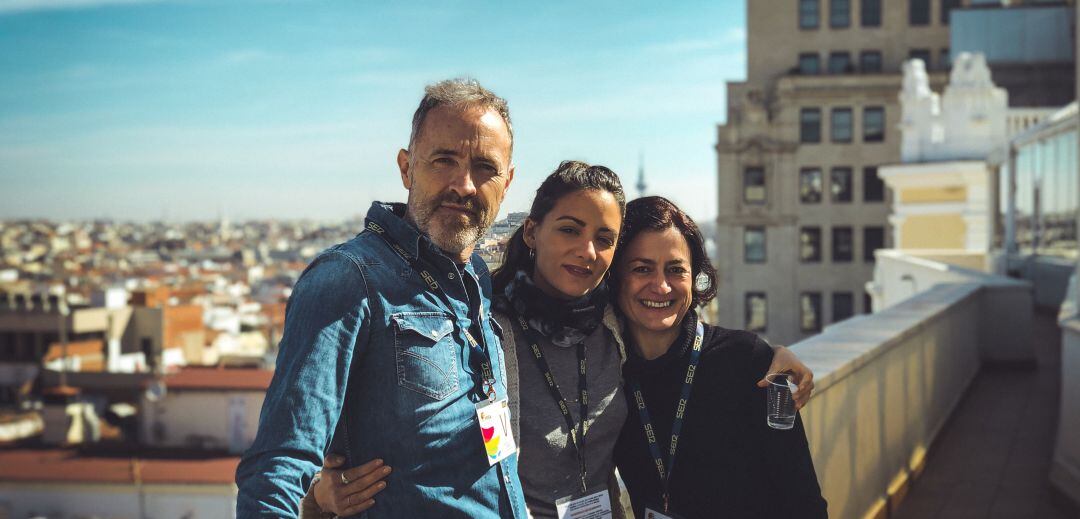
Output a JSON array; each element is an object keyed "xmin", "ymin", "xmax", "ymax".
[
  {"xmin": 643, "ymin": 508, "xmax": 676, "ymax": 519},
  {"xmin": 555, "ymin": 489, "xmax": 613, "ymax": 519},
  {"xmin": 476, "ymin": 398, "xmax": 516, "ymax": 466}
]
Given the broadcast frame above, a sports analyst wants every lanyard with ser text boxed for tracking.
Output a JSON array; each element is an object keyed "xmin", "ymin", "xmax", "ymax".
[
  {"xmin": 514, "ymin": 314, "xmax": 589, "ymax": 494},
  {"xmin": 629, "ymin": 318, "xmax": 704, "ymax": 514},
  {"xmin": 366, "ymin": 220, "xmax": 496, "ymax": 401}
]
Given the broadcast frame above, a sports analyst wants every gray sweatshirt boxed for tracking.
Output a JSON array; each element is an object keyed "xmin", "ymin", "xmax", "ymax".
[{"xmin": 495, "ymin": 309, "xmax": 628, "ymax": 519}]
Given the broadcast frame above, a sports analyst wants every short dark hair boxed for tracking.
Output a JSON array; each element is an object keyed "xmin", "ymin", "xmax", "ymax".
[
  {"xmin": 410, "ymin": 78, "xmax": 513, "ymax": 151},
  {"xmin": 491, "ymin": 160, "xmax": 626, "ymax": 294},
  {"xmin": 615, "ymin": 196, "xmax": 717, "ymax": 307}
]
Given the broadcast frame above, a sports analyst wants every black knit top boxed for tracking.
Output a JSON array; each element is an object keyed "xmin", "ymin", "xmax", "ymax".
[{"xmin": 613, "ymin": 313, "xmax": 828, "ymax": 518}]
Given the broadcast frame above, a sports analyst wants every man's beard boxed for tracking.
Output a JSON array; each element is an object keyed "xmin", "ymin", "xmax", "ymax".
[{"xmin": 408, "ymin": 191, "xmax": 494, "ymax": 256}]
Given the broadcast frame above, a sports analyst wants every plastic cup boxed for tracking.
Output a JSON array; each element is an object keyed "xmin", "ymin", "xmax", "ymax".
[{"xmin": 766, "ymin": 372, "xmax": 797, "ymax": 430}]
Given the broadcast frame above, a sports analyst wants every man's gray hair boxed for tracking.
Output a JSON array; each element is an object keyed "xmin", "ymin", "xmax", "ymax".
[{"xmin": 409, "ymin": 78, "xmax": 513, "ymax": 151}]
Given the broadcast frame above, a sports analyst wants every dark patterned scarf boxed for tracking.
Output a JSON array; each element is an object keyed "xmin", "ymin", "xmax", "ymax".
[{"xmin": 494, "ymin": 270, "xmax": 609, "ymax": 348}]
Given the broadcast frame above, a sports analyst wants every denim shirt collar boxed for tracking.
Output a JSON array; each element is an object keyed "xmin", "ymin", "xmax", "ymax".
[
  {"xmin": 366, "ymin": 201, "xmax": 479, "ymax": 278},
  {"xmin": 366, "ymin": 201, "xmax": 426, "ymax": 259}
]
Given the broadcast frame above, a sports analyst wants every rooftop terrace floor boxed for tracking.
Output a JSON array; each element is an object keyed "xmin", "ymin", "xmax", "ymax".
[{"xmin": 894, "ymin": 310, "xmax": 1078, "ymax": 518}]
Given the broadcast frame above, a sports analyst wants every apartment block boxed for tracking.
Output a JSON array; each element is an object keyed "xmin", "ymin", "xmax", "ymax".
[{"xmin": 715, "ymin": 0, "xmax": 1074, "ymax": 345}]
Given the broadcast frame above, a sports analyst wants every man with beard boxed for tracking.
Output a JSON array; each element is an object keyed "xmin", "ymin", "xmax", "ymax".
[{"xmin": 236, "ymin": 78, "xmax": 528, "ymax": 518}]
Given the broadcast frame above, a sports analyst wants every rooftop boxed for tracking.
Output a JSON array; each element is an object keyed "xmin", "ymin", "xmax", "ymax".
[
  {"xmin": 0, "ymin": 448, "xmax": 239, "ymax": 485},
  {"xmin": 155, "ymin": 366, "xmax": 273, "ymax": 392}
]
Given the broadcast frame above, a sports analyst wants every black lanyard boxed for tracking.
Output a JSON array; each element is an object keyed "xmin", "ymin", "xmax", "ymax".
[
  {"xmin": 366, "ymin": 220, "xmax": 496, "ymax": 401},
  {"xmin": 514, "ymin": 314, "xmax": 589, "ymax": 494},
  {"xmin": 628, "ymin": 319, "xmax": 704, "ymax": 514}
]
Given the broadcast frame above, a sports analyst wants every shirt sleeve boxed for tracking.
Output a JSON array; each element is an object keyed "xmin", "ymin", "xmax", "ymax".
[
  {"xmin": 750, "ymin": 335, "xmax": 829, "ymax": 517},
  {"xmin": 235, "ymin": 251, "xmax": 372, "ymax": 517}
]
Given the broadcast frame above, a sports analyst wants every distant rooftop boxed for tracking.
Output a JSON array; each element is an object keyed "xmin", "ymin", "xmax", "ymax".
[
  {"xmin": 0, "ymin": 448, "xmax": 238, "ymax": 485},
  {"xmin": 154, "ymin": 366, "xmax": 273, "ymax": 392}
]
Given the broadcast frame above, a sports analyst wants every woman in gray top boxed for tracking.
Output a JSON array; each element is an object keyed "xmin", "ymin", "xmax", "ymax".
[{"xmin": 303, "ymin": 161, "xmax": 813, "ymax": 518}]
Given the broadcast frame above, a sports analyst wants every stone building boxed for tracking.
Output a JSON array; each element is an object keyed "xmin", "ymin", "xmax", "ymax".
[{"xmin": 715, "ymin": 0, "xmax": 1075, "ymax": 346}]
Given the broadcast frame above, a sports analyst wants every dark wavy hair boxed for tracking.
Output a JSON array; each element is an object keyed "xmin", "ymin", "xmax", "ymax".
[
  {"xmin": 491, "ymin": 160, "xmax": 626, "ymax": 294},
  {"xmin": 614, "ymin": 196, "xmax": 717, "ymax": 307}
]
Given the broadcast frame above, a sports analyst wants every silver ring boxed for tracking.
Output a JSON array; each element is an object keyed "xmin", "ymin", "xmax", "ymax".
[{"xmin": 340, "ymin": 472, "xmax": 350, "ymax": 485}]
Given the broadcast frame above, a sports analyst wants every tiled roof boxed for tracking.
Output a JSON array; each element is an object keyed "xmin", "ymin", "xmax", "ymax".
[
  {"xmin": 155, "ymin": 366, "xmax": 272, "ymax": 391},
  {"xmin": 0, "ymin": 448, "xmax": 239, "ymax": 485}
]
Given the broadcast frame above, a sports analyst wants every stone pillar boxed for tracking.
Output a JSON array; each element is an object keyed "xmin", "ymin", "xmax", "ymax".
[{"xmin": 1004, "ymin": 148, "xmax": 1019, "ymax": 253}]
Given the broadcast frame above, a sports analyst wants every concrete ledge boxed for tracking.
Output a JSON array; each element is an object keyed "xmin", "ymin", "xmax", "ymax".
[
  {"xmin": 793, "ymin": 282, "xmax": 985, "ymax": 519},
  {"xmin": 872, "ymin": 250, "xmax": 1035, "ymax": 364}
]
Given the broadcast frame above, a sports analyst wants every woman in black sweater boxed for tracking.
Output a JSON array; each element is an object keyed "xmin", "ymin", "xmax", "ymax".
[{"xmin": 612, "ymin": 196, "xmax": 827, "ymax": 518}]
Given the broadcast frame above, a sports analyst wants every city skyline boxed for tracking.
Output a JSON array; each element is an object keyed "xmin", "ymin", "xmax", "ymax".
[{"xmin": 0, "ymin": 0, "xmax": 746, "ymax": 223}]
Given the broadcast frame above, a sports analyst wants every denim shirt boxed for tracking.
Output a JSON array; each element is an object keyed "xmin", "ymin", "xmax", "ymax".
[{"xmin": 236, "ymin": 202, "xmax": 527, "ymax": 518}]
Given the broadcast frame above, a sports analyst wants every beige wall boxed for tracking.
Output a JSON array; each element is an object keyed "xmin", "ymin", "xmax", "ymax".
[
  {"xmin": 900, "ymin": 214, "xmax": 967, "ymax": 249},
  {"xmin": 898, "ymin": 186, "xmax": 967, "ymax": 203}
]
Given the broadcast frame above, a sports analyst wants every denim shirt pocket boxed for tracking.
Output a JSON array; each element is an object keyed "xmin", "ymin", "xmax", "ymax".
[{"xmin": 391, "ymin": 312, "xmax": 459, "ymax": 400}]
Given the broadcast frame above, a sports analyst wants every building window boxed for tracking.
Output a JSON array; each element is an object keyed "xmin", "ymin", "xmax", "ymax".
[
  {"xmin": 864, "ymin": 292, "xmax": 873, "ymax": 314},
  {"xmin": 940, "ymin": 48, "xmax": 951, "ymax": 69},
  {"xmin": 863, "ymin": 106, "xmax": 885, "ymax": 142},
  {"xmin": 800, "ymin": 0, "xmax": 820, "ymax": 29},
  {"xmin": 833, "ymin": 226, "xmax": 854, "ymax": 262},
  {"xmin": 909, "ymin": 48, "xmax": 932, "ymax": 69},
  {"xmin": 746, "ymin": 292, "xmax": 767, "ymax": 332},
  {"xmin": 833, "ymin": 292, "xmax": 855, "ymax": 323},
  {"xmin": 801, "ymin": 292, "xmax": 823, "ymax": 332},
  {"xmin": 910, "ymin": 0, "xmax": 930, "ymax": 26},
  {"xmin": 831, "ymin": 107, "xmax": 853, "ymax": 143},
  {"xmin": 828, "ymin": 52, "xmax": 852, "ymax": 74},
  {"xmin": 800, "ymin": 108, "xmax": 821, "ymax": 143},
  {"xmin": 863, "ymin": 166, "xmax": 885, "ymax": 202},
  {"xmin": 745, "ymin": 227, "xmax": 767, "ymax": 263},
  {"xmin": 861, "ymin": 0, "xmax": 881, "ymax": 27},
  {"xmin": 831, "ymin": 167, "xmax": 853, "ymax": 202},
  {"xmin": 860, "ymin": 50, "xmax": 883, "ymax": 73},
  {"xmin": 744, "ymin": 167, "xmax": 766, "ymax": 203},
  {"xmin": 798, "ymin": 53, "xmax": 821, "ymax": 75},
  {"xmin": 941, "ymin": 0, "xmax": 961, "ymax": 24},
  {"xmin": 800, "ymin": 226, "xmax": 822, "ymax": 262},
  {"xmin": 800, "ymin": 168, "xmax": 823, "ymax": 203},
  {"xmin": 830, "ymin": 0, "xmax": 850, "ymax": 28},
  {"xmin": 864, "ymin": 226, "xmax": 885, "ymax": 262}
]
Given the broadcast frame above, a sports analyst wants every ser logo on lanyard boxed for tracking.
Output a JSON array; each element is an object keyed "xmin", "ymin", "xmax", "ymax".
[
  {"xmin": 516, "ymin": 315, "xmax": 614, "ymax": 519},
  {"xmin": 631, "ymin": 319, "xmax": 705, "ymax": 517}
]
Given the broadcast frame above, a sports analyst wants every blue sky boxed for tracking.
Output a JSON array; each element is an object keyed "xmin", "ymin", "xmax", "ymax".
[{"xmin": 0, "ymin": 0, "xmax": 746, "ymax": 223}]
